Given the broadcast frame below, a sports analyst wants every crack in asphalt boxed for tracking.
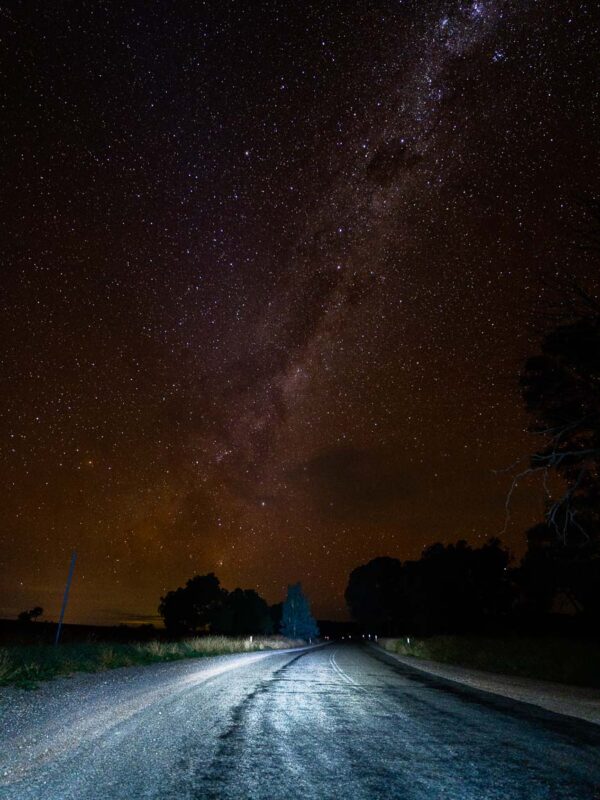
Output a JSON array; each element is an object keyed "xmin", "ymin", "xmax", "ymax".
[{"xmin": 198, "ymin": 649, "xmax": 314, "ymax": 798}]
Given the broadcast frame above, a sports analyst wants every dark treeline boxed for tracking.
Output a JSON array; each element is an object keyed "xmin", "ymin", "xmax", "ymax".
[
  {"xmin": 346, "ymin": 540, "xmax": 511, "ymax": 636},
  {"xmin": 159, "ymin": 574, "xmax": 319, "ymax": 640},
  {"xmin": 345, "ymin": 537, "xmax": 599, "ymax": 637},
  {"xmin": 159, "ymin": 573, "xmax": 273, "ymax": 637},
  {"xmin": 347, "ymin": 246, "xmax": 600, "ymax": 638}
]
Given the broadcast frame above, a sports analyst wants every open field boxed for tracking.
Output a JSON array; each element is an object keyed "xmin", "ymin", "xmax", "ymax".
[
  {"xmin": 0, "ymin": 635, "xmax": 304, "ymax": 688},
  {"xmin": 379, "ymin": 635, "xmax": 600, "ymax": 688}
]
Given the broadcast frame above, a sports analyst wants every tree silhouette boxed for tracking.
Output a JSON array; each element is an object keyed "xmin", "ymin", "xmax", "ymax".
[
  {"xmin": 214, "ymin": 588, "xmax": 273, "ymax": 635},
  {"xmin": 516, "ymin": 521, "xmax": 600, "ymax": 620},
  {"xmin": 415, "ymin": 539, "xmax": 511, "ymax": 634},
  {"xmin": 17, "ymin": 606, "xmax": 43, "ymax": 624},
  {"xmin": 280, "ymin": 583, "xmax": 319, "ymax": 640},
  {"xmin": 345, "ymin": 557, "xmax": 403, "ymax": 635},
  {"xmin": 520, "ymin": 306, "xmax": 600, "ymax": 544},
  {"xmin": 346, "ymin": 540, "xmax": 512, "ymax": 635},
  {"xmin": 269, "ymin": 601, "xmax": 283, "ymax": 633},
  {"xmin": 159, "ymin": 573, "xmax": 226, "ymax": 635},
  {"xmin": 502, "ymin": 199, "xmax": 600, "ymax": 626}
]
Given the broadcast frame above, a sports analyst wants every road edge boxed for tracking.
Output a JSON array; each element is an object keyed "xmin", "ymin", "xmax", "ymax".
[{"xmin": 369, "ymin": 643, "xmax": 600, "ymax": 726}]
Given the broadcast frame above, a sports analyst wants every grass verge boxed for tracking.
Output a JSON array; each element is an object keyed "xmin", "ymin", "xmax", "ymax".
[
  {"xmin": 0, "ymin": 635, "xmax": 305, "ymax": 689},
  {"xmin": 378, "ymin": 635, "xmax": 600, "ymax": 688}
]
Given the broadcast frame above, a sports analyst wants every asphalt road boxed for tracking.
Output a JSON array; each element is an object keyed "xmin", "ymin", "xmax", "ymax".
[{"xmin": 1, "ymin": 643, "xmax": 600, "ymax": 800}]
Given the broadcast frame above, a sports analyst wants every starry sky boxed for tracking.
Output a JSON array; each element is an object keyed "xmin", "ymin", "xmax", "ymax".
[{"xmin": 1, "ymin": 1, "xmax": 598, "ymax": 624}]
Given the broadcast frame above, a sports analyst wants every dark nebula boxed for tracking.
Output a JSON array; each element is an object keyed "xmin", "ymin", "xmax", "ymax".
[{"xmin": 1, "ymin": 1, "xmax": 598, "ymax": 622}]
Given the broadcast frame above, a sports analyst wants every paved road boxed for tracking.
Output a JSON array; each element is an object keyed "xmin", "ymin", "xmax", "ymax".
[{"xmin": 1, "ymin": 643, "xmax": 600, "ymax": 799}]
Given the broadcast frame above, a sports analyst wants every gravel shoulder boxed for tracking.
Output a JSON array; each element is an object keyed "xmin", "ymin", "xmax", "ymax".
[
  {"xmin": 0, "ymin": 644, "xmax": 320, "ymax": 798},
  {"xmin": 372, "ymin": 643, "xmax": 600, "ymax": 725}
]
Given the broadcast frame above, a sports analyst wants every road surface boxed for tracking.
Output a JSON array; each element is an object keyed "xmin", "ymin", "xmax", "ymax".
[{"xmin": 1, "ymin": 643, "xmax": 600, "ymax": 799}]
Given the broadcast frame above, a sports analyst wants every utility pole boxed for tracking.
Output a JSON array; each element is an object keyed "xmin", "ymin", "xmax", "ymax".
[{"xmin": 54, "ymin": 550, "xmax": 77, "ymax": 646}]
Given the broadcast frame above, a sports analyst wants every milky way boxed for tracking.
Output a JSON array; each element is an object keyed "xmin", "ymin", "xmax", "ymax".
[{"xmin": 1, "ymin": 1, "xmax": 598, "ymax": 622}]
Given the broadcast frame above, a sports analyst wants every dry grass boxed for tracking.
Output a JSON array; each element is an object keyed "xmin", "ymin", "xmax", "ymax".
[
  {"xmin": 378, "ymin": 635, "xmax": 600, "ymax": 688},
  {"xmin": 0, "ymin": 636, "xmax": 306, "ymax": 689},
  {"xmin": 0, "ymin": 650, "xmax": 14, "ymax": 683},
  {"xmin": 134, "ymin": 636, "xmax": 303, "ymax": 660}
]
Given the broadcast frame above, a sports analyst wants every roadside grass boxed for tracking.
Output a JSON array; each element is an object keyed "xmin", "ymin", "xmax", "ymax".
[
  {"xmin": 378, "ymin": 635, "xmax": 600, "ymax": 688},
  {"xmin": 0, "ymin": 636, "xmax": 305, "ymax": 689}
]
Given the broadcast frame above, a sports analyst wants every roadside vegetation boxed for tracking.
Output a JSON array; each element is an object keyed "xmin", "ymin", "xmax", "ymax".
[
  {"xmin": 2, "ymin": 577, "xmax": 319, "ymax": 690},
  {"xmin": 379, "ymin": 636, "xmax": 600, "ymax": 688},
  {"xmin": 0, "ymin": 635, "xmax": 304, "ymax": 690}
]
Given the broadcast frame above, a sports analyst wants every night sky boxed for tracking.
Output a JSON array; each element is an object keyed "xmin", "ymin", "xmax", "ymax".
[{"xmin": 1, "ymin": 1, "xmax": 598, "ymax": 624}]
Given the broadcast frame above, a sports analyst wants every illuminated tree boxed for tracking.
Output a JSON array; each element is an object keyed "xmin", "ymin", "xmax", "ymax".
[{"xmin": 280, "ymin": 583, "xmax": 319, "ymax": 641}]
